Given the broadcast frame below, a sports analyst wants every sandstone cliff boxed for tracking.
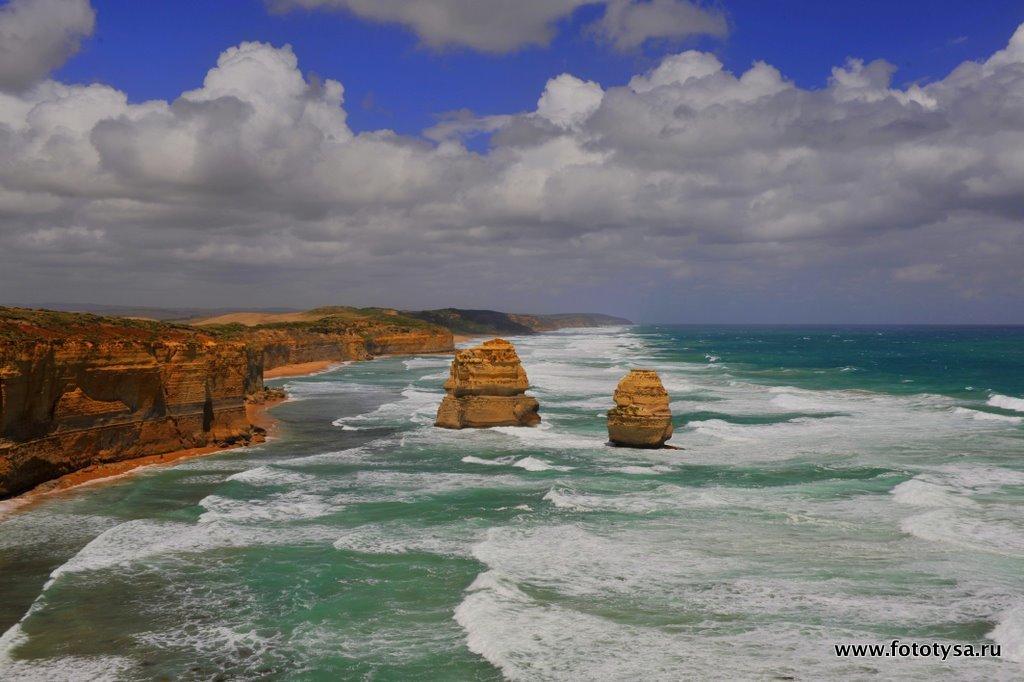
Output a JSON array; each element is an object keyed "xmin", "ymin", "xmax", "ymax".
[
  {"xmin": 0, "ymin": 307, "xmax": 454, "ymax": 498},
  {"xmin": 0, "ymin": 310, "xmax": 264, "ymax": 498},
  {"xmin": 197, "ymin": 308, "xmax": 454, "ymax": 371},
  {"xmin": 607, "ymin": 369, "xmax": 674, "ymax": 448},
  {"xmin": 435, "ymin": 339, "xmax": 541, "ymax": 429}
]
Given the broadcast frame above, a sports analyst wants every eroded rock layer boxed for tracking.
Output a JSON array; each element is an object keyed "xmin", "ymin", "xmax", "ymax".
[
  {"xmin": 0, "ymin": 307, "xmax": 454, "ymax": 498},
  {"xmin": 253, "ymin": 323, "xmax": 452, "ymax": 372},
  {"xmin": 435, "ymin": 339, "xmax": 540, "ymax": 429},
  {"xmin": 607, "ymin": 369, "xmax": 674, "ymax": 448},
  {"xmin": 0, "ymin": 337, "xmax": 262, "ymax": 498}
]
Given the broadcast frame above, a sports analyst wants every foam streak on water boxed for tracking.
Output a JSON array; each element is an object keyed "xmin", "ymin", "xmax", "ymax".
[{"xmin": 1, "ymin": 326, "xmax": 1022, "ymax": 680}]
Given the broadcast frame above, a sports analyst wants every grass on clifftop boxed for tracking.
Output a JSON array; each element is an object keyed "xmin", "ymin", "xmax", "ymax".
[
  {"xmin": 198, "ymin": 308, "xmax": 437, "ymax": 339},
  {"xmin": 0, "ymin": 307, "xmax": 212, "ymax": 344},
  {"xmin": 0, "ymin": 306, "xmax": 442, "ymax": 345}
]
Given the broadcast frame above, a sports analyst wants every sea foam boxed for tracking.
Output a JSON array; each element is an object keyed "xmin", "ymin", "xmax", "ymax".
[
  {"xmin": 991, "ymin": 605, "xmax": 1024, "ymax": 663},
  {"xmin": 988, "ymin": 394, "xmax": 1024, "ymax": 413}
]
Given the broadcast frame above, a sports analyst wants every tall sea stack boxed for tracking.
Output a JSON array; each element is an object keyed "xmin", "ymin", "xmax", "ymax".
[
  {"xmin": 434, "ymin": 339, "xmax": 541, "ymax": 429},
  {"xmin": 607, "ymin": 369, "xmax": 674, "ymax": 448}
]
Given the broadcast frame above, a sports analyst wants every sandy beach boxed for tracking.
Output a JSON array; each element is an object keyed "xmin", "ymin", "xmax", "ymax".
[{"xmin": 264, "ymin": 360, "xmax": 341, "ymax": 379}]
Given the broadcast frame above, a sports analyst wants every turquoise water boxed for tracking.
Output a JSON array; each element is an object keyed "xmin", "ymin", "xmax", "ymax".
[{"xmin": 1, "ymin": 325, "xmax": 1023, "ymax": 680}]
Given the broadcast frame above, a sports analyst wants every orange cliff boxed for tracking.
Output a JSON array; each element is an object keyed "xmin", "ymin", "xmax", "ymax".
[
  {"xmin": 0, "ymin": 307, "xmax": 454, "ymax": 499},
  {"xmin": 254, "ymin": 323, "xmax": 453, "ymax": 371},
  {"xmin": 198, "ymin": 308, "xmax": 455, "ymax": 372},
  {"xmin": 0, "ymin": 315, "xmax": 261, "ymax": 498}
]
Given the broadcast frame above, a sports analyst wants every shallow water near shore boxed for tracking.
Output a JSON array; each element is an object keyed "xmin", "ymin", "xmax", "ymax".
[{"xmin": 1, "ymin": 325, "xmax": 1023, "ymax": 680}]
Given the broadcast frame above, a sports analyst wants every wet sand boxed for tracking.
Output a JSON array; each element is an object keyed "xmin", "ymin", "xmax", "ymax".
[{"xmin": 264, "ymin": 360, "xmax": 340, "ymax": 379}]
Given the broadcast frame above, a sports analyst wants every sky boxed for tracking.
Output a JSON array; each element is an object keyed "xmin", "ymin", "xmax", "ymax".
[{"xmin": 1, "ymin": 0, "xmax": 1023, "ymax": 323}]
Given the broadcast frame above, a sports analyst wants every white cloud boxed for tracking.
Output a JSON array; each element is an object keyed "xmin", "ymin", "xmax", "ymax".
[
  {"xmin": 985, "ymin": 23, "xmax": 1024, "ymax": 69},
  {"xmin": 536, "ymin": 74, "xmax": 604, "ymax": 128},
  {"xmin": 0, "ymin": 0, "xmax": 95, "ymax": 92},
  {"xmin": 2, "ymin": 26, "xmax": 1024, "ymax": 321},
  {"xmin": 593, "ymin": 0, "xmax": 727, "ymax": 51},
  {"xmin": 269, "ymin": 0, "xmax": 728, "ymax": 53}
]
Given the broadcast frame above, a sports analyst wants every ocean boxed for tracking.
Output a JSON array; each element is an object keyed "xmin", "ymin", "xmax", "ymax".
[{"xmin": 1, "ymin": 325, "xmax": 1022, "ymax": 680}]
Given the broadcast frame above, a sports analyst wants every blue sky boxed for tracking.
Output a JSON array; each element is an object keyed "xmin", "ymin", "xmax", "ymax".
[
  {"xmin": 55, "ymin": 0, "xmax": 1024, "ymax": 137},
  {"xmin": 2, "ymin": 0, "xmax": 1024, "ymax": 322}
]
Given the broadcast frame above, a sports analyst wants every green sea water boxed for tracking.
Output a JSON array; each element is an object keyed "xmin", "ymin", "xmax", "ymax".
[{"xmin": 1, "ymin": 325, "xmax": 1023, "ymax": 680}]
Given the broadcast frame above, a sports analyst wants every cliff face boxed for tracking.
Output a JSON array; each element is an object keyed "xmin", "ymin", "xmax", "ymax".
[
  {"xmin": 253, "ymin": 325, "xmax": 452, "ymax": 371},
  {"xmin": 0, "ymin": 307, "xmax": 454, "ymax": 498},
  {"xmin": 199, "ymin": 310, "xmax": 454, "ymax": 372},
  {"xmin": 607, "ymin": 369, "xmax": 674, "ymax": 448},
  {"xmin": 364, "ymin": 325, "xmax": 453, "ymax": 356},
  {"xmin": 0, "ymin": 335, "xmax": 262, "ymax": 498},
  {"xmin": 435, "ymin": 339, "xmax": 541, "ymax": 429},
  {"xmin": 253, "ymin": 328, "xmax": 372, "ymax": 371}
]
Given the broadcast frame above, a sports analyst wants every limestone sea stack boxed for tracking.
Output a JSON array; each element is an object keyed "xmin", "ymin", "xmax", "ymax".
[
  {"xmin": 607, "ymin": 369, "xmax": 674, "ymax": 448},
  {"xmin": 435, "ymin": 339, "xmax": 541, "ymax": 429}
]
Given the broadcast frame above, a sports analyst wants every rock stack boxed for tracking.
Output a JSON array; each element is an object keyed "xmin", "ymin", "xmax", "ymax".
[
  {"xmin": 435, "ymin": 339, "xmax": 541, "ymax": 429},
  {"xmin": 607, "ymin": 369, "xmax": 674, "ymax": 448}
]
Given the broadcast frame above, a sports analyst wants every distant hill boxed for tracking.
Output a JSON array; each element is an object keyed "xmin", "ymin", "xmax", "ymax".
[
  {"xmin": 403, "ymin": 309, "xmax": 632, "ymax": 335},
  {"xmin": 508, "ymin": 312, "xmax": 634, "ymax": 332}
]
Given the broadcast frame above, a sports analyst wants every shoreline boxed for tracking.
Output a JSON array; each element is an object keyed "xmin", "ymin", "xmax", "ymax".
[
  {"xmin": 0, "ymin": 380, "xmax": 294, "ymax": 518},
  {"xmin": 264, "ymin": 360, "xmax": 342, "ymax": 379},
  {"xmin": 0, "ymin": 344, "xmax": 479, "ymax": 516}
]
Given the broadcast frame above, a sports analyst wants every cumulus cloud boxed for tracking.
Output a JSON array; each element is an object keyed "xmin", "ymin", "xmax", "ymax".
[
  {"xmin": 593, "ymin": 0, "xmax": 727, "ymax": 51},
  {"xmin": 536, "ymin": 74, "xmax": 605, "ymax": 128},
  {"xmin": 269, "ymin": 0, "xmax": 728, "ymax": 53},
  {"xmin": 2, "ymin": 25, "xmax": 1024, "ymax": 321},
  {"xmin": 0, "ymin": 0, "xmax": 95, "ymax": 92}
]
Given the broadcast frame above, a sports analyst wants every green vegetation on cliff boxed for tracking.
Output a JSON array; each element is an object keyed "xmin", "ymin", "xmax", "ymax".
[
  {"xmin": 405, "ymin": 308, "xmax": 633, "ymax": 336},
  {"xmin": 0, "ymin": 307, "xmax": 212, "ymax": 344}
]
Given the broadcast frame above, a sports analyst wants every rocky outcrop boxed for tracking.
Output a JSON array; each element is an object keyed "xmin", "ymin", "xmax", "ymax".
[
  {"xmin": 435, "ymin": 339, "xmax": 540, "ymax": 429},
  {"xmin": 607, "ymin": 369, "xmax": 674, "ymax": 448}
]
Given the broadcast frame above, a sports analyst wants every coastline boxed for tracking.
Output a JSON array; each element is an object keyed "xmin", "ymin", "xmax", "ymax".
[
  {"xmin": 0, "ymin": 373, "xmax": 297, "ymax": 517},
  {"xmin": 0, "ymin": 336, "xmax": 528, "ymax": 514}
]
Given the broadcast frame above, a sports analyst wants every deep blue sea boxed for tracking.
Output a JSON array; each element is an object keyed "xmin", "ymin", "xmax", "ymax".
[{"xmin": 1, "ymin": 325, "xmax": 1023, "ymax": 680}]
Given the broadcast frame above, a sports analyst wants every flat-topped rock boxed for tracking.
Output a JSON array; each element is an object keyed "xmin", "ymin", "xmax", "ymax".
[
  {"xmin": 435, "ymin": 339, "xmax": 540, "ymax": 429},
  {"xmin": 607, "ymin": 369, "xmax": 673, "ymax": 448}
]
